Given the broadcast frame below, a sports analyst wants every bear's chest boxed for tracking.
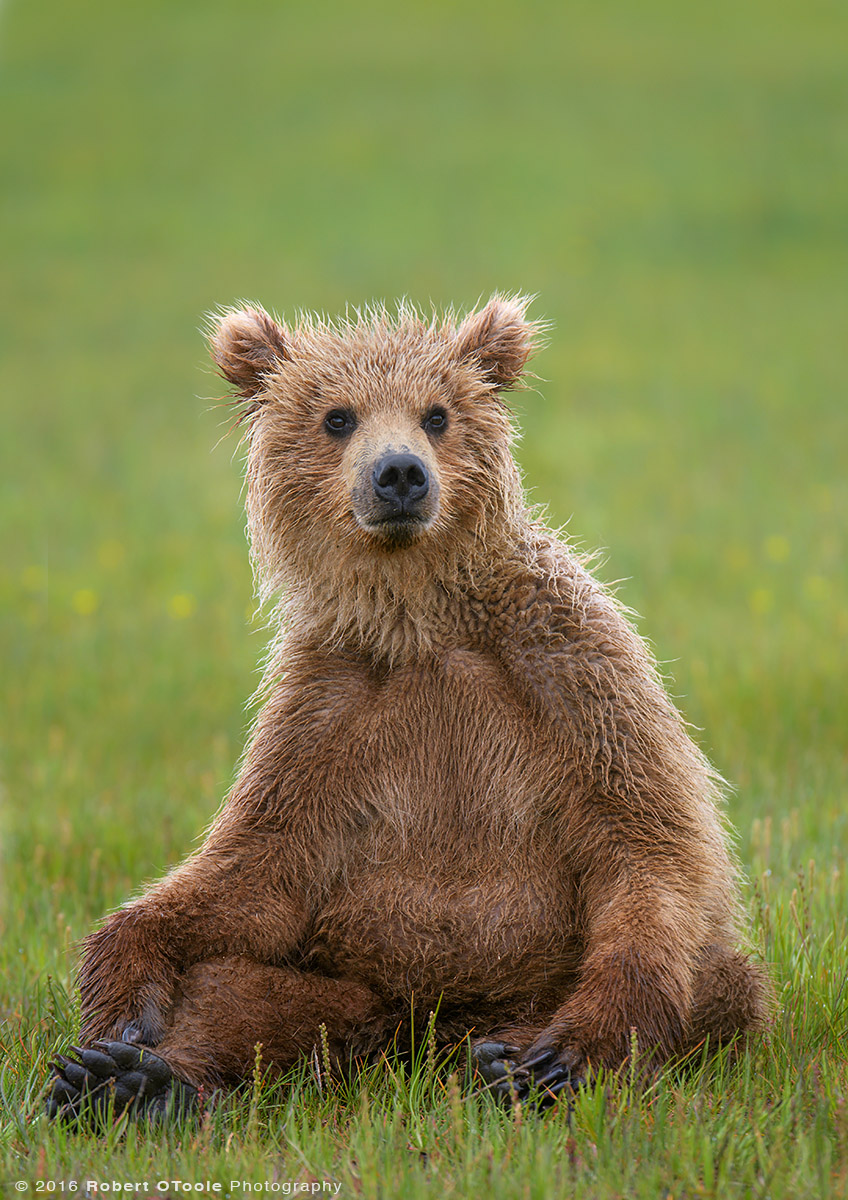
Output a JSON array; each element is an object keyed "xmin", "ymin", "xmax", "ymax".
[
  {"xmin": 319, "ymin": 646, "xmax": 566, "ymax": 833},
  {"xmin": 291, "ymin": 648, "xmax": 580, "ymax": 1004}
]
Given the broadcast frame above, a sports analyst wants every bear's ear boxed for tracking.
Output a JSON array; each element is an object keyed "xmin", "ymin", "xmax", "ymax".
[
  {"xmin": 208, "ymin": 306, "xmax": 291, "ymax": 400},
  {"xmin": 453, "ymin": 294, "xmax": 538, "ymax": 390}
]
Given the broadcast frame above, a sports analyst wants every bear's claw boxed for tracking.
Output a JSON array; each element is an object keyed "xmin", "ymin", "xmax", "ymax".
[
  {"xmin": 45, "ymin": 1041, "xmax": 197, "ymax": 1125},
  {"xmin": 471, "ymin": 1040, "xmax": 584, "ymax": 1106}
]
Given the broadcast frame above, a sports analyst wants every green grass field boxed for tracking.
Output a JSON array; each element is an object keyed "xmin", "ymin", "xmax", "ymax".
[{"xmin": 1, "ymin": 0, "xmax": 846, "ymax": 1194}]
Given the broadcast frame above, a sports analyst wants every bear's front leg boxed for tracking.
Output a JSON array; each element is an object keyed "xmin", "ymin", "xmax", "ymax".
[
  {"xmin": 78, "ymin": 906, "xmax": 181, "ymax": 1048},
  {"xmin": 74, "ymin": 845, "xmax": 310, "ymax": 1048},
  {"xmin": 499, "ymin": 880, "xmax": 699, "ymax": 1103},
  {"xmin": 516, "ymin": 945, "xmax": 691, "ymax": 1091}
]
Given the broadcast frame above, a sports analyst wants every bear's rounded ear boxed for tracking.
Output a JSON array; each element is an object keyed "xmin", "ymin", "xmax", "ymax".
[
  {"xmin": 208, "ymin": 306, "xmax": 291, "ymax": 400},
  {"xmin": 454, "ymin": 294, "xmax": 539, "ymax": 390}
]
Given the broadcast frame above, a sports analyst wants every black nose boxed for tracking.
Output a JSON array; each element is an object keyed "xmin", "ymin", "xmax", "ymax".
[{"xmin": 372, "ymin": 453, "xmax": 430, "ymax": 507}]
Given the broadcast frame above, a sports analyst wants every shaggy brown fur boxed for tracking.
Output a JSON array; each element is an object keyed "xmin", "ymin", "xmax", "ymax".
[{"xmin": 70, "ymin": 295, "xmax": 767, "ymax": 1101}]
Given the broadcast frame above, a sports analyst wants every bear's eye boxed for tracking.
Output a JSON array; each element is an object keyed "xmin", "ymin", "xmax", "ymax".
[
  {"xmin": 423, "ymin": 407, "xmax": 448, "ymax": 435},
  {"xmin": 324, "ymin": 409, "xmax": 356, "ymax": 437}
]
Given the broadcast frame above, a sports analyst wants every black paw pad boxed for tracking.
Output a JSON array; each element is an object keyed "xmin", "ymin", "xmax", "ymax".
[{"xmin": 45, "ymin": 1041, "xmax": 197, "ymax": 1126}]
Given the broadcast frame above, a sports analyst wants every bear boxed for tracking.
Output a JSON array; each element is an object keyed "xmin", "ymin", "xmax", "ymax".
[{"xmin": 47, "ymin": 294, "xmax": 768, "ymax": 1122}]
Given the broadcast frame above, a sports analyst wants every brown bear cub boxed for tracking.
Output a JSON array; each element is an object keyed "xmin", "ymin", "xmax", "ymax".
[{"xmin": 48, "ymin": 295, "xmax": 767, "ymax": 1122}]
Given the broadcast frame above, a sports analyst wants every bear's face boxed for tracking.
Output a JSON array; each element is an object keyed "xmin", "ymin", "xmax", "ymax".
[
  {"xmin": 321, "ymin": 383, "xmax": 443, "ymax": 548},
  {"xmin": 209, "ymin": 296, "xmax": 539, "ymax": 593}
]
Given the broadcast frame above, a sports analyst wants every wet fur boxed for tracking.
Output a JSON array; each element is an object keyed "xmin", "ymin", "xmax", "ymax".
[{"xmin": 76, "ymin": 295, "xmax": 768, "ymax": 1093}]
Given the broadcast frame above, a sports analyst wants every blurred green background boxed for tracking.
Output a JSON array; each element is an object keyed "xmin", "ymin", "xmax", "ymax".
[{"xmin": 1, "ymin": 0, "xmax": 846, "ymax": 995}]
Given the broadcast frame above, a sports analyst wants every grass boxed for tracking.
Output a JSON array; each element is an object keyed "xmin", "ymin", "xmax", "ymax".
[{"xmin": 1, "ymin": 0, "xmax": 846, "ymax": 1194}]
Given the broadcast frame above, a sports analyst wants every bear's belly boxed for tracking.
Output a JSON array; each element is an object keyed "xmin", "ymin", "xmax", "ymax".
[{"xmin": 304, "ymin": 864, "xmax": 581, "ymax": 1011}]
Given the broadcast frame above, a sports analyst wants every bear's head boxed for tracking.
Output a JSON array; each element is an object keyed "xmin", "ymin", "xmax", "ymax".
[{"xmin": 209, "ymin": 295, "xmax": 540, "ymax": 650}]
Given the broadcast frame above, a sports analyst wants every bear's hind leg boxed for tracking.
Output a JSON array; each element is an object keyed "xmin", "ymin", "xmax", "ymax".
[
  {"xmin": 687, "ymin": 944, "xmax": 770, "ymax": 1053},
  {"xmin": 47, "ymin": 958, "xmax": 392, "ymax": 1123}
]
